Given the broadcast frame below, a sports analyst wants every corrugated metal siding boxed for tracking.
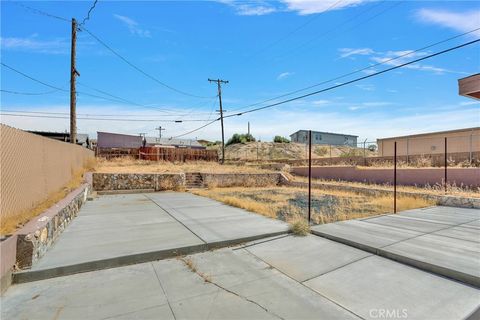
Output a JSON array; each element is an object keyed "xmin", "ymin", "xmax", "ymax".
[{"xmin": 97, "ymin": 132, "xmax": 142, "ymax": 148}]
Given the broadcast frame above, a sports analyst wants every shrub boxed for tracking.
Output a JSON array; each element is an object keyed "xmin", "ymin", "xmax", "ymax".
[
  {"xmin": 273, "ymin": 136, "xmax": 290, "ymax": 143},
  {"xmin": 288, "ymin": 216, "xmax": 310, "ymax": 236},
  {"xmin": 368, "ymin": 144, "xmax": 377, "ymax": 152},
  {"xmin": 226, "ymin": 133, "xmax": 256, "ymax": 146}
]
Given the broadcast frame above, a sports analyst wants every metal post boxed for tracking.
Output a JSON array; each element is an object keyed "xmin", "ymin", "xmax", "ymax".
[
  {"xmin": 308, "ymin": 130, "xmax": 312, "ymax": 225},
  {"xmin": 394, "ymin": 141, "xmax": 397, "ymax": 214},
  {"xmin": 70, "ymin": 18, "xmax": 78, "ymax": 144},
  {"xmin": 444, "ymin": 137, "xmax": 447, "ymax": 194}
]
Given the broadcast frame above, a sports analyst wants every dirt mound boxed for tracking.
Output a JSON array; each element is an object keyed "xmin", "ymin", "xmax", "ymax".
[{"xmin": 218, "ymin": 142, "xmax": 376, "ymax": 161}]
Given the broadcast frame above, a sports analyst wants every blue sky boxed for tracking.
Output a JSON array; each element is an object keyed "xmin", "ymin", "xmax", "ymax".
[{"xmin": 1, "ymin": 0, "xmax": 479, "ymax": 142}]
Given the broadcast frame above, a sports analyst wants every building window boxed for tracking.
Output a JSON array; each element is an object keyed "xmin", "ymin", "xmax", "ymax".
[{"xmin": 316, "ymin": 134, "xmax": 322, "ymax": 140}]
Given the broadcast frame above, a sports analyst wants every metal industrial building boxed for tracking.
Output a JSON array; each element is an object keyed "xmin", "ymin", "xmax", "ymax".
[
  {"xmin": 377, "ymin": 127, "xmax": 480, "ymax": 157},
  {"xmin": 290, "ymin": 130, "xmax": 358, "ymax": 147}
]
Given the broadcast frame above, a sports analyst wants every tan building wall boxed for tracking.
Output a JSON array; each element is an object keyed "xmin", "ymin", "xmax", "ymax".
[
  {"xmin": 377, "ymin": 128, "xmax": 480, "ymax": 157},
  {"xmin": 0, "ymin": 124, "xmax": 94, "ymax": 221}
]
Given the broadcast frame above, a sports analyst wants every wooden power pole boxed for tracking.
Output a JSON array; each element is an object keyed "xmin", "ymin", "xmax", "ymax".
[
  {"xmin": 208, "ymin": 78, "xmax": 229, "ymax": 164},
  {"xmin": 70, "ymin": 18, "xmax": 80, "ymax": 144},
  {"xmin": 155, "ymin": 126, "xmax": 165, "ymax": 140}
]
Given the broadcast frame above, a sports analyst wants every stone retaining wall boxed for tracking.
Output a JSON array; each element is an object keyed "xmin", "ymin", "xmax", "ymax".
[
  {"xmin": 93, "ymin": 173, "xmax": 185, "ymax": 191},
  {"xmin": 284, "ymin": 180, "xmax": 480, "ymax": 209},
  {"xmin": 1, "ymin": 181, "xmax": 92, "ymax": 293},
  {"xmin": 201, "ymin": 173, "xmax": 282, "ymax": 188}
]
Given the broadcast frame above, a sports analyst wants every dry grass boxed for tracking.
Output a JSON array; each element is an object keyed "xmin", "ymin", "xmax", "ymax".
[
  {"xmin": 192, "ymin": 186, "xmax": 435, "ymax": 226},
  {"xmin": 288, "ymin": 215, "xmax": 310, "ymax": 236},
  {"xmin": 180, "ymin": 257, "xmax": 212, "ymax": 283},
  {"xmin": 1, "ymin": 167, "xmax": 91, "ymax": 236},
  {"xmin": 95, "ymin": 157, "xmax": 272, "ymax": 174},
  {"xmin": 292, "ymin": 176, "xmax": 480, "ymax": 198}
]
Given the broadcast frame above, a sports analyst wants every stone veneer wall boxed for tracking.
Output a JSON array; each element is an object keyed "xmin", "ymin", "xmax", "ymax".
[
  {"xmin": 93, "ymin": 173, "xmax": 186, "ymax": 191},
  {"xmin": 201, "ymin": 173, "xmax": 282, "ymax": 188},
  {"xmin": 15, "ymin": 184, "xmax": 91, "ymax": 269}
]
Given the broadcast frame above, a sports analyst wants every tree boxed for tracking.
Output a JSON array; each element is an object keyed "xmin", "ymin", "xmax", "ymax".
[
  {"xmin": 273, "ymin": 136, "xmax": 290, "ymax": 143},
  {"xmin": 226, "ymin": 133, "xmax": 256, "ymax": 146}
]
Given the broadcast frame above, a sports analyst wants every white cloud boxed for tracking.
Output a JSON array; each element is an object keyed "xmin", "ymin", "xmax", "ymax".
[
  {"xmin": 355, "ymin": 84, "xmax": 375, "ymax": 91},
  {"xmin": 312, "ymin": 99, "xmax": 330, "ymax": 106},
  {"xmin": 338, "ymin": 48, "xmax": 375, "ymax": 59},
  {"xmin": 217, "ymin": 0, "xmax": 278, "ymax": 16},
  {"xmin": 283, "ymin": 0, "xmax": 373, "ymax": 15},
  {"xmin": 339, "ymin": 47, "xmax": 468, "ymax": 75},
  {"xmin": 0, "ymin": 37, "xmax": 68, "ymax": 54},
  {"xmin": 416, "ymin": 9, "xmax": 480, "ymax": 37},
  {"xmin": 218, "ymin": 0, "xmax": 373, "ymax": 16},
  {"xmin": 113, "ymin": 14, "xmax": 151, "ymax": 38},
  {"xmin": 277, "ymin": 72, "xmax": 294, "ymax": 80}
]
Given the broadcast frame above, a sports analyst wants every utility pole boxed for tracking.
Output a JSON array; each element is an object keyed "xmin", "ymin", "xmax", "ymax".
[
  {"xmin": 208, "ymin": 78, "xmax": 229, "ymax": 164},
  {"xmin": 70, "ymin": 18, "xmax": 80, "ymax": 144},
  {"xmin": 155, "ymin": 126, "xmax": 165, "ymax": 140},
  {"xmin": 248, "ymin": 122, "xmax": 250, "ymax": 135}
]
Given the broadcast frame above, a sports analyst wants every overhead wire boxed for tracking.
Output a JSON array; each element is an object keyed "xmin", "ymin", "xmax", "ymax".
[
  {"xmin": 227, "ymin": 27, "xmax": 480, "ymax": 113},
  {"xmin": 1, "ymin": 62, "xmax": 214, "ymax": 116},
  {"xmin": 174, "ymin": 38, "xmax": 480, "ymax": 137},
  {"xmin": 0, "ymin": 113, "xmax": 213, "ymax": 122},
  {"xmin": 79, "ymin": 26, "xmax": 214, "ymax": 99},
  {"xmin": 79, "ymin": 0, "xmax": 99, "ymax": 26},
  {"xmin": 1, "ymin": 89, "xmax": 62, "ymax": 95},
  {"xmin": 224, "ymin": 39, "xmax": 480, "ymax": 118},
  {"xmin": 13, "ymin": 2, "xmax": 213, "ymax": 100}
]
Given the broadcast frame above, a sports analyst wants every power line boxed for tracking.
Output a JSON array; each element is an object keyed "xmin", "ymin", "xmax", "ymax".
[
  {"xmin": 1, "ymin": 62, "xmax": 213, "ymax": 115},
  {"xmin": 0, "ymin": 109, "xmax": 215, "ymax": 118},
  {"xmin": 175, "ymin": 38, "xmax": 479, "ymax": 137},
  {"xmin": 243, "ymin": 0, "xmax": 343, "ymax": 61},
  {"xmin": 1, "ymin": 89, "xmax": 61, "ymax": 95},
  {"xmin": 172, "ymin": 118, "xmax": 220, "ymax": 138},
  {"xmin": 228, "ymin": 27, "xmax": 480, "ymax": 113},
  {"xmin": 0, "ymin": 113, "xmax": 212, "ymax": 122},
  {"xmin": 12, "ymin": 2, "xmax": 70, "ymax": 22},
  {"xmin": 80, "ymin": 0, "xmax": 99, "ymax": 26},
  {"xmin": 225, "ymin": 38, "xmax": 480, "ymax": 118},
  {"xmin": 80, "ymin": 26, "xmax": 214, "ymax": 99}
]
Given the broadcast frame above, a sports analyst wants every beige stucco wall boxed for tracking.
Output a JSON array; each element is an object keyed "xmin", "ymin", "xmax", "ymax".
[
  {"xmin": 377, "ymin": 128, "xmax": 480, "ymax": 157},
  {"xmin": 0, "ymin": 124, "xmax": 94, "ymax": 221}
]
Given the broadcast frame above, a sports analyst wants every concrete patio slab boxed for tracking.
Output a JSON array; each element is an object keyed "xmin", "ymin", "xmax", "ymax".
[
  {"xmin": 2, "ymin": 262, "xmax": 171, "ymax": 320},
  {"xmin": 382, "ymin": 233, "xmax": 480, "ymax": 286},
  {"xmin": 244, "ymin": 235, "xmax": 371, "ymax": 282},
  {"xmin": 311, "ymin": 220, "xmax": 421, "ymax": 252},
  {"xmin": 361, "ymin": 214, "xmax": 448, "ymax": 233},
  {"xmin": 14, "ymin": 192, "xmax": 288, "ymax": 283},
  {"xmin": 304, "ymin": 255, "xmax": 480, "ymax": 320},
  {"xmin": 462, "ymin": 219, "xmax": 480, "ymax": 229},
  {"xmin": 397, "ymin": 208, "xmax": 477, "ymax": 225},
  {"xmin": 146, "ymin": 193, "xmax": 288, "ymax": 244},
  {"xmin": 183, "ymin": 248, "xmax": 360, "ymax": 319},
  {"xmin": 311, "ymin": 206, "xmax": 480, "ymax": 287},
  {"xmin": 4, "ymin": 237, "xmax": 480, "ymax": 320},
  {"xmin": 433, "ymin": 226, "xmax": 480, "ymax": 242}
]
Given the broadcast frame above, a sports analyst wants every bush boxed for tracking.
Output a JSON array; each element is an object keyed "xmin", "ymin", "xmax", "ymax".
[
  {"xmin": 273, "ymin": 136, "xmax": 290, "ymax": 143},
  {"xmin": 226, "ymin": 133, "xmax": 256, "ymax": 146},
  {"xmin": 368, "ymin": 144, "xmax": 377, "ymax": 152}
]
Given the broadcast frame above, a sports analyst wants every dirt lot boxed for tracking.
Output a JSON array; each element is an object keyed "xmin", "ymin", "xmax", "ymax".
[
  {"xmin": 192, "ymin": 186, "xmax": 434, "ymax": 225},
  {"xmin": 291, "ymin": 176, "xmax": 480, "ymax": 198},
  {"xmin": 95, "ymin": 158, "xmax": 274, "ymax": 174}
]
